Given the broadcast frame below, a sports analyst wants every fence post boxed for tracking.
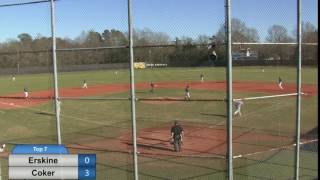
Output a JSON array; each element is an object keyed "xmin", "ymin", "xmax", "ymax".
[
  {"xmin": 294, "ymin": 0, "xmax": 302, "ymax": 179},
  {"xmin": 226, "ymin": 0, "xmax": 233, "ymax": 179},
  {"xmin": 127, "ymin": 0, "xmax": 139, "ymax": 179},
  {"xmin": 50, "ymin": 0, "xmax": 62, "ymax": 144}
]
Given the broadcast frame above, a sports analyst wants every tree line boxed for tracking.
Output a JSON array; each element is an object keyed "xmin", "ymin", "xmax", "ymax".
[{"xmin": 0, "ymin": 18, "xmax": 317, "ymax": 68}]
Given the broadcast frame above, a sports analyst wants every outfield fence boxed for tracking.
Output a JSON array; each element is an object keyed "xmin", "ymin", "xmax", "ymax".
[{"xmin": 0, "ymin": 0, "xmax": 318, "ymax": 180}]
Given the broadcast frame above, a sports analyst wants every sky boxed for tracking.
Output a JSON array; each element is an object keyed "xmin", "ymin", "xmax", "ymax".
[{"xmin": 0, "ymin": 0, "xmax": 318, "ymax": 42}]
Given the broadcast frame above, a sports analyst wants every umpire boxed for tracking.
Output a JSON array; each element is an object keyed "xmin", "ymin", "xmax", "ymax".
[{"xmin": 171, "ymin": 121, "xmax": 184, "ymax": 152}]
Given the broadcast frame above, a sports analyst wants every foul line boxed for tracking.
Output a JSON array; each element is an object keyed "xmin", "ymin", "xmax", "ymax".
[
  {"xmin": 234, "ymin": 92, "xmax": 306, "ymax": 101},
  {"xmin": 233, "ymin": 139, "xmax": 318, "ymax": 159}
]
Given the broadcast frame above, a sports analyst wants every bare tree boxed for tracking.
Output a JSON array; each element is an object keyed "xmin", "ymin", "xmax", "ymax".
[
  {"xmin": 215, "ymin": 18, "xmax": 259, "ymax": 43},
  {"xmin": 266, "ymin": 25, "xmax": 293, "ymax": 43},
  {"xmin": 301, "ymin": 22, "xmax": 318, "ymax": 43},
  {"xmin": 102, "ymin": 29, "xmax": 127, "ymax": 46},
  {"xmin": 301, "ymin": 22, "xmax": 318, "ymax": 63},
  {"xmin": 265, "ymin": 25, "xmax": 294, "ymax": 63}
]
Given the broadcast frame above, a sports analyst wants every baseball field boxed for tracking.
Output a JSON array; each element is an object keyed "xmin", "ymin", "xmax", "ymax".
[{"xmin": 0, "ymin": 66, "xmax": 318, "ymax": 179}]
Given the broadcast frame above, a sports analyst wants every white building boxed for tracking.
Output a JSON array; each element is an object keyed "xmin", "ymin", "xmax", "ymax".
[{"xmin": 232, "ymin": 48, "xmax": 258, "ymax": 60}]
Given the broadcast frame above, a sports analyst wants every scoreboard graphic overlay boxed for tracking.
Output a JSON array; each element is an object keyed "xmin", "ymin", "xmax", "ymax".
[{"xmin": 9, "ymin": 144, "xmax": 96, "ymax": 179}]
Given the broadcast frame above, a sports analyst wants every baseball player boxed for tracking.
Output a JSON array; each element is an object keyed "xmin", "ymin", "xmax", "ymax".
[
  {"xmin": 200, "ymin": 74, "xmax": 204, "ymax": 83},
  {"xmin": 170, "ymin": 121, "xmax": 184, "ymax": 152},
  {"xmin": 233, "ymin": 99, "xmax": 244, "ymax": 117},
  {"xmin": 12, "ymin": 74, "xmax": 16, "ymax": 81},
  {"xmin": 278, "ymin": 77, "xmax": 283, "ymax": 90},
  {"xmin": 82, "ymin": 80, "xmax": 88, "ymax": 89},
  {"xmin": 150, "ymin": 82, "xmax": 155, "ymax": 93},
  {"xmin": 185, "ymin": 85, "xmax": 191, "ymax": 100},
  {"xmin": 208, "ymin": 36, "xmax": 218, "ymax": 62},
  {"xmin": 0, "ymin": 144, "xmax": 5, "ymax": 153},
  {"xmin": 23, "ymin": 87, "xmax": 29, "ymax": 98}
]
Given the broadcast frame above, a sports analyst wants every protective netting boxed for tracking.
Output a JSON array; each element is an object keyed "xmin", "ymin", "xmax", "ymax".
[{"xmin": 0, "ymin": 0, "xmax": 318, "ymax": 180}]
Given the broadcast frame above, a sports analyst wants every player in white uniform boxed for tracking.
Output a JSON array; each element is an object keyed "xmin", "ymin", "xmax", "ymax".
[
  {"xmin": 12, "ymin": 74, "xmax": 16, "ymax": 81},
  {"xmin": 185, "ymin": 85, "xmax": 191, "ymax": 100},
  {"xmin": 0, "ymin": 144, "xmax": 5, "ymax": 153},
  {"xmin": 24, "ymin": 87, "xmax": 29, "ymax": 98},
  {"xmin": 278, "ymin": 77, "xmax": 283, "ymax": 90},
  {"xmin": 82, "ymin": 80, "xmax": 88, "ymax": 89},
  {"xmin": 200, "ymin": 74, "xmax": 204, "ymax": 83},
  {"xmin": 233, "ymin": 99, "xmax": 244, "ymax": 117}
]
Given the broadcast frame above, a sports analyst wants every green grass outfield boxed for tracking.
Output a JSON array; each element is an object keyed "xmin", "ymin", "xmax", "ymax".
[{"xmin": 0, "ymin": 66, "xmax": 318, "ymax": 179}]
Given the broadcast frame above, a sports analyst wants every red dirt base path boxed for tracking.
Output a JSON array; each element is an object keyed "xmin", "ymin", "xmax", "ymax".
[{"xmin": 0, "ymin": 81, "xmax": 317, "ymax": 109}]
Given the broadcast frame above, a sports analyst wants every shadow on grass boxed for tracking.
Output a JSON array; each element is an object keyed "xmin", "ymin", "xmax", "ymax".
[
  {"xmin": 135, "ymin": 90, "xmax": 150, "ymax": 94},
  {"xmin": 35, "ymin": 112, "xmax": 55, "ymax": 116},
  {"xmin": 200, "ymin": 112, "xmax": 227, "ymax": 118}
]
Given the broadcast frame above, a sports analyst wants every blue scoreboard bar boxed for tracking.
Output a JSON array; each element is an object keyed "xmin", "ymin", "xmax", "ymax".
[{"xmin": 9, "ymin": 144, "xmax": 96, "ymax": 179}]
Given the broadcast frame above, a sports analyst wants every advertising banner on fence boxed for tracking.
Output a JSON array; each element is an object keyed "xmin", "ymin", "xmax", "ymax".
[{"xmin": 134, "ymin": 62, "xmax": 146, "ymax": 69}]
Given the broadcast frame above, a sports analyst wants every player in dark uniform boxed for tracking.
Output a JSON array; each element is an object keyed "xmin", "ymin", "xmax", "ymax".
[
  {"xmin": 150, "ymin": 82, "xmax": 155, "ymax": 93},
  {"xmin": 171, "ymin": 121, "xmax": 184, "ymax": 152},
  {"xmin": 208, "ymin": 35, "xmax": 218, "ymax": 63}
]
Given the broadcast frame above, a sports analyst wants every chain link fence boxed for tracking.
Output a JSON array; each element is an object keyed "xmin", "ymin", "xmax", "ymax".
[{"xmin": 0, "ymin": 0, "xmax": 317, "ymax": 179}]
